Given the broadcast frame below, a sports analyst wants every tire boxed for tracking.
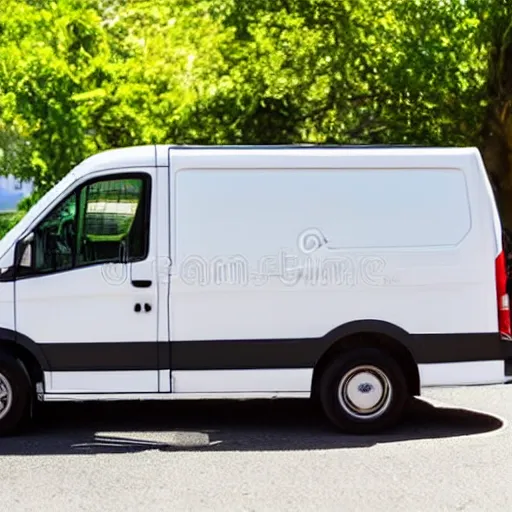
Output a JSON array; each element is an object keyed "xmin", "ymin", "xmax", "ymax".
[
  {"xmin": 0, "ymin": 352, "xmax": 32, "ymax": 437},
  {"xmin": 319, "ymin": 347, "xmax": 408, "ymax": 435}
]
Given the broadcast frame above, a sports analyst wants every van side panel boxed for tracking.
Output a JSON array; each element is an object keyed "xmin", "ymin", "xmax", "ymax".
[
  {"xmin": 168, "ymin": 148, "xmax": 504, "ymax": 393},
  {"xmin": 172, "ymin": 164, "xmax": 482, "ymax": 338}
]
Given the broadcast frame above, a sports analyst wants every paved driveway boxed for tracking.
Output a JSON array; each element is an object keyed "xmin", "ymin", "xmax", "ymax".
[{"xmin": 0, "ymin": 385, "xmax": 511, "ymax": 511}]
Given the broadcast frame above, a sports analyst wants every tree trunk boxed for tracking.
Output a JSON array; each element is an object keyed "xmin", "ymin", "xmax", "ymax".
[
  {"xmin": 480, "ymin": 17, "xmax": 512, "ymax": 229},
  {"xmin": 481, "ymin": 102, "xmax": 512, "ymax": 227}
]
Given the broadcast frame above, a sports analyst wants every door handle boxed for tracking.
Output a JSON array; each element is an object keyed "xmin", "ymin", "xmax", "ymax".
[{"xmin": 131, "ymin": 279, "xmax": 152, "ymax": 288}]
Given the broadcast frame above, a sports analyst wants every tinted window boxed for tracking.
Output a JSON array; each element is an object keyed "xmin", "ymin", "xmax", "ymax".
[
  {"xmin": 18, "ymin": 174, "xmax": 150, "ymax": 277},
  {"xmin": 32, "ymin": 193, "xmax": 76, "ymax": 273}
]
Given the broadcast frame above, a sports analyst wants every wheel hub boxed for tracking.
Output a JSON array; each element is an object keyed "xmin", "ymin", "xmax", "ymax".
[
  {"xmin": 338, "ymin": 365, "xmax": 392, "ymax": 420},
  {"xmin": 0, "ymin": 373, "xmax": 13, "ymax": 421}
]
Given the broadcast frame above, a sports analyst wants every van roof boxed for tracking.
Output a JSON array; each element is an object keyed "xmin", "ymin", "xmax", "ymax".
[
  {"xmin": 74, "ymin": 144, "xmax": 481, "ymax": 174},
  {"xmin": 168, "ymin": 144, "xmax": 452, "ymax": 150}
]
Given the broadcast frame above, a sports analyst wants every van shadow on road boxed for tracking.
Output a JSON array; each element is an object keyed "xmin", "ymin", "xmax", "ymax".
[{"xmin": 0, "ymin": 398, "xmax": 505, "ymax": 456}]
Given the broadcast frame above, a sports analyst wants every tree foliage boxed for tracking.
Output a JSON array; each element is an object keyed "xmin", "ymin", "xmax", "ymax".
[
  {"xmin": 209, "ymin": 0, "xmax": 488, "ymax": 145},
  {"xmin": 0, "ymin": 0, "xmax": 511, "ymax": 229}
]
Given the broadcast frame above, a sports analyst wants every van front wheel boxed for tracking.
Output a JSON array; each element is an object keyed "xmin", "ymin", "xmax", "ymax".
[
  {"xmin": 0, "ymin": 352, "xmax": 31, "ymax": 436},
  {"xmin": 319, "ymin": 348, "xmax": 408, "ymax": 435}
]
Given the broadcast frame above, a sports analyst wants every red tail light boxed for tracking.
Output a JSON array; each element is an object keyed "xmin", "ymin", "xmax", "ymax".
[{"xmin": 495, "ymin": 250, "xmax": 511, "ymax": 337}]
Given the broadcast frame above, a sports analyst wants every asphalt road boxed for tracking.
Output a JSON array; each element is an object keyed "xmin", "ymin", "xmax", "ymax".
[{"xmin": 1, "ymin": 385, "xmax": 512, "ymax": 511}]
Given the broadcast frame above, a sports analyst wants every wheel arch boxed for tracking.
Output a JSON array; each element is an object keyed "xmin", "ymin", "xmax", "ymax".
[
  {"xmin": 0, "ymin": 328, "xmax": 48, "ymax": 387},
  {"xmin": 312, "ymin": 320, "xmax": 420, "ymax": 398}
]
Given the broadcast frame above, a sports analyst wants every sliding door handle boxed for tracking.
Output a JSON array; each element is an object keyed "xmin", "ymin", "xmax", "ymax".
[{"xmin": 131, "ymin": 279, "xmax": 152, "ymax": 288}]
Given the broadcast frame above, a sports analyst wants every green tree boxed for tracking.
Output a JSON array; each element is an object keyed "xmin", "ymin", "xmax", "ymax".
[
  {"xmin": 204, "ymin": 0, "xmax": 487, "ymax": 146},
  {"xmin": 0, "ymin": 0, "xmax": 111, "ymax": 191}
]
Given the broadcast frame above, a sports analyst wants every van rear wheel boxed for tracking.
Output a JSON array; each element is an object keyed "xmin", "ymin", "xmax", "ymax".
[
  {"xmin": 0, "ymin": 352, "xmax": 31, "ymax": 436},
  {"xmin": 319, "ymin": 348, "xmax": 408, "ymax": 434}
]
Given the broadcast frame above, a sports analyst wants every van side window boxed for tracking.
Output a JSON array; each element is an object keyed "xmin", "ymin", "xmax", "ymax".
[
  {"xmin": 77, "ymin": 177, "xmax": 148, "ymax": 266},
  {"xmin": 31, "ymin": 193, "xmax": 77, "ymax": 273},
  {"xmin": 18, "ymin": 173, "xmax": 150, "ymax": 277}
]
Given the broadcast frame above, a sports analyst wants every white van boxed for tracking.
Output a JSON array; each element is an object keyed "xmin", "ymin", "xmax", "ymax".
[{"xmin": 0, "ymin": 145, "xmax": 509, "ymax": 436}]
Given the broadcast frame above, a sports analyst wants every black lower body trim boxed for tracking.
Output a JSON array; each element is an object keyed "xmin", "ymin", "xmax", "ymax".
[
  {"xmin": 408, "ymin": 332, "xmax": 503, "ymax": 365},
  {"xmin": 502, "ymin": 340, "xmax": 512, "ymax": 377},
  {"xmin": 34, "ymin": 332, "xmax": 503, "ymax": 372},
  {"xmin": 506, "ymin": 360, "xmax": 512, "ymax": 378},
  {"xmin": 40, "ymin": 342, "xmax": 159, "ymax": 371}
]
